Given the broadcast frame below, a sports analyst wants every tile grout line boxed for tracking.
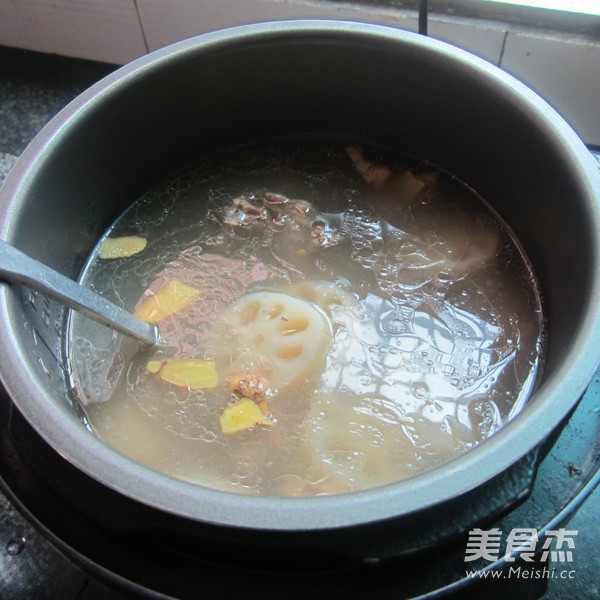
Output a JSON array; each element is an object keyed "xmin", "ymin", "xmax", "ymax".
[
  {"xmin": 132, "ymin": 0, "xmax": 150, "ymax": 55},
  {"xmin": 498, "ymin": 29, "xmax": 509, "ymax": 67}
]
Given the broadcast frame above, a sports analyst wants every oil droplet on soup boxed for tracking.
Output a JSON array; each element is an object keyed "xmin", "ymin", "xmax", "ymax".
[{"xmin": 67, "ymin": 141, "xmax": 544, "ymax": 496}]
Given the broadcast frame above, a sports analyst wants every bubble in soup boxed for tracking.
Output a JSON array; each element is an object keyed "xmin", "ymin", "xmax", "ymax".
[{"xmin": 67, "ymin": 141, "xmax": 544, "ymax": 496}]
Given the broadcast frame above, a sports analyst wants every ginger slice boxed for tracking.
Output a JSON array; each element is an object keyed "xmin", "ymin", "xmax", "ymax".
[
  {"xmin": 150, "ymin": 358, "xmax": 218, "ymax": 390},
  {"xmin": 99, "ymin": 236, "xmax": 147, "ymax": 259},
  {"xmin": 146, "ymin": 360, "xmax": 162, "ymax": 374},
  {"xmin": 134, "ymin": 279, "xmax": 200, "ymax": 323},
  {"xmin": 219, "ymin": 398, "xmax": 273, "ymax": 434}
]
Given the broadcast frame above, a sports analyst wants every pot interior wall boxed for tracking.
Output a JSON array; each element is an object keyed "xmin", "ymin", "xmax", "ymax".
[{"xmin": 1, "ymin": 26, "xmax": 598, "ymax": 527}]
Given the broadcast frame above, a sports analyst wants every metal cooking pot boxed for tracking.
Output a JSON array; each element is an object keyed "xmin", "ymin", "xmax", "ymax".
[{"xmin": 1, "ymin": 21, "xmax": 600, "ymax": 567}]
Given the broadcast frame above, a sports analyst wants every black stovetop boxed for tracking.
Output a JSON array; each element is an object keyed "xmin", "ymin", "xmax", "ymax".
[{"xmin": 0, "ymin": 45, "xmax": 598, "ymax": 600}]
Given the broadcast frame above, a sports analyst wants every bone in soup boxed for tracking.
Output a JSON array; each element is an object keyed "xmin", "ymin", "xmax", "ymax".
[{"xmin": 67, "ymin": 141, "xmax": 544, "ymax": 496}]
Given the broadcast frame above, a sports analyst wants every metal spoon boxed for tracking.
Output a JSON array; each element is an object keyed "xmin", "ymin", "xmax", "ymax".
[{"xmin": 0, "ymin": 239, "xmax": 159, "ymax": 345}]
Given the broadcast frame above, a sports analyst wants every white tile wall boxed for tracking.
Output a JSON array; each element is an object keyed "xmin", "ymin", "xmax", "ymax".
[
  {"xmin": 429, "ymin": 18, "xmax": 506, "ymax": 64},
  {"xmin": 0, "ymin": 0, "xmax": 146, "ymax": 65}
]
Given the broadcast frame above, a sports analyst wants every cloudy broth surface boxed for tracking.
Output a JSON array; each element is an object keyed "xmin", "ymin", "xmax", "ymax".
[{"xmin": 67, "ymin": 141, "xmax": 544, "ymax": 496}]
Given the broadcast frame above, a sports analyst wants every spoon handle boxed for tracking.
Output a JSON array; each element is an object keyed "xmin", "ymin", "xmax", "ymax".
[{"xmin": 0, "ymin": 239, "xmax": 158, "ymax": 346}]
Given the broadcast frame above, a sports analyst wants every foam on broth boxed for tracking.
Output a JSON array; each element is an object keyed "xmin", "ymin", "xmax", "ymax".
[{"xmin": 67, "ymin": 141, "xmax": 544, "ymax": 496}]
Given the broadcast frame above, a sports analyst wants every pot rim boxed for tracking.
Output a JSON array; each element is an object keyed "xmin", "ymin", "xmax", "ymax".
[{"xmin": 1, "ymin": 19, "xmax": 600, "ymax": 531}]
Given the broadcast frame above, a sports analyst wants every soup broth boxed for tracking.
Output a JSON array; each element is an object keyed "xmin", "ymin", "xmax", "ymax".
[{"xmin": 67, "ymin": 141, "xmax": 544, "ymax": 496}]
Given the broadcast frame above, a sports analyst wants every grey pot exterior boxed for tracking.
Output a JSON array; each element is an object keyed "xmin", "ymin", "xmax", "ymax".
[{"xmin": 1, "ymin": 21, "xmax": 599, "ymax": 561}]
